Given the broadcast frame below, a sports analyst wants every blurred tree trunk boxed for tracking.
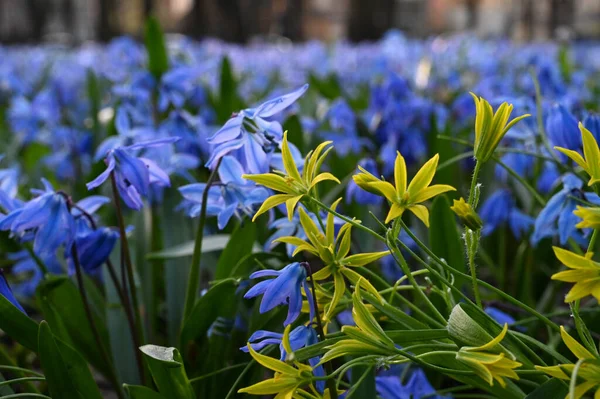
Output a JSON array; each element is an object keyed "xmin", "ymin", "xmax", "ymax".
[
  {"xmin": 281, "ymin": 0, "xmax": 304, "ymax": 40},
  {"xmin": 523, "ymin": 0, "xmax": 534, "ymax": 40},
  {"xmin": 347, "ymin": 0, "xmax": 395, "ymax": 42},
  {"xmin": 182, "ymin": 0, "xmax": 248, "ymax": 42},
  {"xmin": 26, "ymin": 0, "xmax": 48, "ymax": 41},
  {"xmin": 63, "ymin": 0, "xmax": 75, "ymax": 41},
  {"xmin": 465, "ymin": 0, "xmax": 479, "ymax": 30},
  {"xmin": 144, "ymin": 0, "xmax": 153, "ymax": 18},
  {"xmin": 98, "ymin": 0, "xmax": 116, "ymax": 41},
  {"xmin": 549, "ymin": 0, "xmax": 574, "ymax": 38}
]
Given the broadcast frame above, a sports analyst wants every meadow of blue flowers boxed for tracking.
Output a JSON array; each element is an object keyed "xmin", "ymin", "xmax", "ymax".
[{"xmin": 1, "ymin": 17, "xmax": 600, "ymax": 399}]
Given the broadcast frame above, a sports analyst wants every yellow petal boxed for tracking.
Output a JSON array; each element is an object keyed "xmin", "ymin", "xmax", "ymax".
[
  {"xmin": 253, "ymin": 194, "xmax": 295, "ymax": 222},
  {"xmin": 324, "ymin": 272, "xmax": 346, "ymax": 321},
  {"xmin": 571, "ymin": 381, "xmax": 597, "ymax": 399},
  {"xmin": 327, "ymin": 198, "xmax": 343, "ymax": 244},
  {"xmin": 394, "ymin": 152, "xmax": 407, "ymax": 195},
  {"xmin": 553, "ymin": 246, "xmax": 596, "ymax": 270},
  {"xmin": 246, "ymin": 344, "xmax": 298, "ymax": 375},
  {"xmin": 281, "ymin": 131, "xmax": 303, "ymax": 182},
  {"xmin": 310, "ymin": 172, "xmax": 340, "ymax": 189},
  {"xmin": 239, "ymin": 378, "xmax": 298, "ymax": 395},
  {"xmin": 367, "ymin": 181, "xmax": 397, "ymax": 203},
  {"xmin": 285, "ymin": 195, "xmax": 304, "ymax": 221},
  {"xmin": 385, "ymin": 203, "xmax": 404, "ymax": 224},
  {"xmin": 534, "ymin": 365, "xmax": 570, "ymax": 379},
  {"xmin": 407, "ymin": 154, "xmax": 439, "ymax": 197},
  {"xmin": 243, "ymin": 173, "xmax": 294, "ymax": 193},
  {"xmin": 342, "ymin": 251, "xmax": 390, "ymax": 267},
  {"xmin": 476, "ymin": 323, "xmax": 508, "ymax": 352},
  {"xmin": 564, "ymin": 280, "xmax": 600, "ymax": 302},
  {"xmin": 298, "ymin": 207, "xmax": 323, "ymax": 249},
  {"xmin": 411, "ymin": 184, "xmax": 456, "ymax": 203},
  {"xmin": 560, "ymin": 326, "xmax": 595, "ymax": 360},
  {"xmin": 305, "ymin": 140, "xmax": 333, "ymax": 182},
  {"xmin": 581, "ymin": 122, "xmax": 600, "ymax": 182},
  {"xmin": 408, "ymin": 204, "xmax": 430, "ymax": 227},
  {"xmin": 555, "ymin": 147, "xmax": 589, "ymax": 174}
]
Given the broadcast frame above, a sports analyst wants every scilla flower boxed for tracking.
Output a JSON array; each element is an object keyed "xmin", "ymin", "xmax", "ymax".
[
  {"xmin": 87, "ymin": 137, "xmax": 178, "ymax": 210},
  {"xmin": 555, "ymin": 122, "xmax": 600, "ymax": 187},
  {"xmin": 243, "ymin": 132, "xmax": 339, "ymax": 221},
  {"xmin": 353, "ymin": 151, "xmax": 454, "ymax": 226},
  {"xmin": 244, "ymin": 262, "xmax": 309, "ymax": 326},
  {"xmin": 470, "ymin": 93, "xmax": 530, "ymax": 163},
  {"xmin": 0, "ymin": 270, "xmax": 26, "ymax": 314},
  {"xmin": 456, "ymin": 324, "xmax": 522, "ymax": 387},
  {"xmin": 206, "ymin": 84, "xmax": 308, "ymax": 174},
  {"xmin": 536, "ymin": 326, "xmax": 600, "ymax": 398}
]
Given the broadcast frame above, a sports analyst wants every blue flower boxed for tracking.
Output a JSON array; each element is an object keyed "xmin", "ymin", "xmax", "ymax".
[
  {"xmin": 179, "ymin": 156, "xmax": 269, "ymax": 229},
  {"xmin": 87, "ymin": 137, "xmax": 178, "ymax": 210},
  {"xmin": 583, "ymin": 112, "xmax": 600, "ymax": 143},
  {"xmin": 0, "ymin": 270, "xmax": 26, "ymax": 314},
  {"xmin": 546, "ymin": 104, "xmax": 581, "ymax": 151},
  {"xmin": 485, "ymin": 307, "xmax": 516, "ymax": 326},
  {"xmin": 243, "ymin": 325, "xmax": 325, "ymax": 392},
  {"xmin": 8, "ymin": 250, "xmax": 63, "ymax": 297},
  {"xmin": 537, "ymin": 161, "xmax": 560, "ymax": 194},
  {"xmin": 376, "ymin": 369, "xmax": 450, "ymax": 399},
  {"xmin": 205, "ymin": 84, "xmax": 308, "ymax": 174},
  {"xmin": 479, "ymin": 190, "xmax": 534, "ymax": 239},
  {"xmin": 532, "ymin": 174, "xmax": 600, "ymax": 245},
  {"xmin": 244, "ymin": 262, "xmax": 308, "ymax": 326},
  {"xmin": 346, "ymin": 159, "xmax": 383, "ymax": 205},
  {"xmin": 0, "ymin": 179, "xmax": 75, "ymax": 256},
  {"xmin": 319, "ymin": 99, "xmax": 370, "ymax": 156},
  {"xmin": 0, "ymin": 157, "xmax": 19, "ymax": 198}
]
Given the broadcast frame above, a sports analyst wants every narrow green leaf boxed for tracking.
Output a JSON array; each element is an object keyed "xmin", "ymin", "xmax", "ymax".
[
  {"xmin": 429, "ymin": 195, "xmax": 466, "ymax": 280},
  {"xmin": 38, "ymin": 321, "xmax": 103, "ymax": 399},
  {"xmin": 36, "ymin": 276, "xmax": 112, "ymax": 378},
  {"xmin": 361, "ymin": 292, "xmax": 428, "ymax": 330},
  {"xmin": 124, "ymin": 384, "xmax": 168, "ymax": 399},
  {"xmin": 524, "ymin": 378, "xmax": 568, "ymax": 399},
  {"xmin": 144, "ymin": 16, "xmax": 169, "ymax": 79},
  {"xmin": 146, "ymin": 235, "xmax": 231, "ymax": 260},
  {"xmin": 180, "ymin": 279, "xmax": 238, "ymax": 347},
  {"xmin": 140, "ymin": 345, "xmax": 195, "ymax": 399},
  {"xmin": 0, "ymin": 291, "xmax": 38, "ymax": 352},
  {"xmin": 214, "ymin": 223, "xmax": 257, "ymax": 280}
]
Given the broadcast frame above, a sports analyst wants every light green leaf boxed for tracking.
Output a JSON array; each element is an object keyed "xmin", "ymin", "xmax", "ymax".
[
  {"xmin": 140, "ymin": 345, "xmax": 195, "ymax": 399},
  {"xmin": 146, "ymin": 235, "xmax": 231, "ymax": 260}
]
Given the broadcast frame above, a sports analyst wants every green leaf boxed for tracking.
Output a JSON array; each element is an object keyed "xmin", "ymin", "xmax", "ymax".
[
  {"xmin": 144, "ymin": 16, "xmax": 169, "ymax": 79},
  {"xmin": 38, "ymin": 321, "xmax": 103, "ymax": 399},
  {"xmin": 180, "ymin": 279, "xmax": 238, "ymax": 347},
  {"xmin": 146, "ymin": 235, "xmax": 231, "ymax": 260},
  {"xmin": 36, "ymin": 276, "xmax": 112, "ymax": 378},
  {"xmin": 308, "ymin": 73, "xmax": 341, "ymax": 100},
  {"xmin": 429, "ymin": 195, "xmax": 466, "ymax": 281},
  {"xmin": 87, "ymin": 69, "xmax": 101, "ymax": 140},
  {"xmin": 140, "ymin": 345, "xmax": 195, "ymax": 399},
  {"xmin": 350, "ymin": 366, "xmax": 375, "ymax": 399},
  {"xmin": 0, "ymin": 290, "xmax": 39, "ymax": 351},
  {"xmin": 124, "ymin": 384, "xmax": 168, "ymax": 399},
  {"xmin": 214, "ymin": 223, "xmax": 257, "ymax": 280},
  {"xmin": 216, "ymin": 57, "xmax": 245, "ymax": 123},
  {"xmin": 524, "ymin": 378, "xmax": 568, "ymax": 399},
  {"xmin": 361, "ymin": 292, "xmax": 428, "ymax": 330}
]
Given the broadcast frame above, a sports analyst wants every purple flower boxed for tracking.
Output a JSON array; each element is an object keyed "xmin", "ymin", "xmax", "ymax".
[
  {"xmin": 87, "ymin": 137, "xmax": 178, "ymax": 210},
  {"xmin": 205, "ymin": 84, "xmax": 308, "ymax": 174}
]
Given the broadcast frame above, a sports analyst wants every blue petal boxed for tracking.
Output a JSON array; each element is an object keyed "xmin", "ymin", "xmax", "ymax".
[
  {"xmin": 87, "ymin": 157, "xmax": 116, "ymax": 190},
  {"xmin": 253, "ymin": 84, "xmax": 308, "ymax": 118},
  {"xmin": 205, "ymin": 138, "xmax": 245, "ymax": 170},
  {"xmin": 206, "ymin": 115, "xmax": 243, "ymax": 144},
  {"xmin": 218, "ymin": 156, "xmax": 246, "ymax": 186},
  {"xmin": 0, "ymin": 272, "xmax": 26, "ymax": 314},
  {"xmin": 74, "ymin": 196, "xmax": 110, "ymax": 215},
  {"xmin": 113, "ymin": 149, "xmax": 150, "ymax": 196}
]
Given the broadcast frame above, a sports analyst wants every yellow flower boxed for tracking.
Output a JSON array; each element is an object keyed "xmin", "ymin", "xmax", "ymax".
[
  {"xmin": 451, "ymin": 197, "xmax": 483, "ymax": 231},
  {"xmin": 574, "ymin": 206, "xmax": 600, "ymax": 229},
  {"xmin": 352, "ymin": 151, "xmax": 455, "ymax": 226},
  {"xmin": 243, "ymin": 132, "xmax": 339, "ymax": 221},
  {"xmin": 536, "ymin": 326, "xmax": 600, "ymax": 399},
  {"xmin": 552, "ymin": 246, "xmax": 600, "ymax": 302},
  {"xmin": 275, "ymin": 200, "xmax": 388, "ymax": 321},
  {"xmin": 470, "ymin": 93, "xmax": 530, "ymax": 163},
  {"xmin": 456, "ymin": 324, "xmax": 522, "ymax": 387},
  {"xmin": 555, "ymin": 123, "xmax": 600, "ymax": 187},
  {"xmin": 239, "ymin": 325, "xmax": 316, "ymax": 399}
]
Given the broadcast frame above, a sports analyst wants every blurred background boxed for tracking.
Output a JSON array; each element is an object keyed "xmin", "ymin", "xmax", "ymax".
[{"xmin": 0, "ymin": 0, "xmax": 599, "ymax": 45}]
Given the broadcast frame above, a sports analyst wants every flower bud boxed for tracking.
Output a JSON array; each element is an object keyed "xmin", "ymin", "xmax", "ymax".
[{"xmin": 451, "ymin": 197, "xmax": 483, "ymax": 231}]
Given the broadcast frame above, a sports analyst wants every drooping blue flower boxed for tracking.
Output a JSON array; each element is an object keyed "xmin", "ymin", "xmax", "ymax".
[
  {"xmin": 0, "ymin": 270, "xmax": 26, "ymax": 314},
  {"xmin": 479, "ymin": 189, "xmax": 534, "ymax": 239},
  {"xmin": 179, "ymin": 156, "xmax": 269, "ymax": 229},
  {"xmin": 244, "ymin": 262, "xmax": 308, "ymax": 326},
  {"xmin": 0, "ymin": 179, "xmax": 75, "ymax": 256},
  {"xmin": 205, "ymin": 84, "xmax": 308, "ymax": 173},
  {"xmin": 8, "ymin": 250, "xmax": 63, "ymax": 297},
  {"xmin": 537, "ymin": 161, "xmax": 561, "ymax": 194},
  {"xmin": 346, "ymin": 159, "xmax": 383, "ymax": 205},
  {"xmin": 87, "ymin": 137, "xmax": 178, "ymax": 210},
  {"xmin": 376, "ymin": 369, "xmax": 450, "ymax": 399},
  {"xmin": 242, "ymin": 325, "xmax": 325, "ymax": 392},
  {"xmin": 546, "ymin": 104, "xmax": 581, "ymax": 151},
  {"xmin": 532, "ymin": 174, "xmax": 600, "ymax": 245}
]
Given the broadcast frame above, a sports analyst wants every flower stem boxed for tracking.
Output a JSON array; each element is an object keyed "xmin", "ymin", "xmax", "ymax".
[
  {"xmin": 182, "ymin": 158, "xmax": 222, "ymax": 324},
  {"xmin": 467, "ymin": 161, "xmax": 483, "ymax": 309},
  {"xmin": 70, "ymin": 240, "xmax": 124, "ymax": 399},
  {"xmin": 303, "ymin": 262, "xmax": 338, "ymax": 399},
  {"xmin": 109, "ymin": 172, "xmax": 145, "ymax": 353}
]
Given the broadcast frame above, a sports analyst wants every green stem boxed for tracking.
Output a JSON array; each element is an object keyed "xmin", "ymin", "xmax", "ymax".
[
  {"xmin": 304, "ymin": 262, "xmax": 338, "ymax": 399},
  {"xmin": 530, "ymin": 68, "xmax": 563, "ymax": 165},
  {"xmin": 587, "ymin": 229, "xmax": 598, "ymax": 254},
  {"xmin": 189, "ymin": 363, "xmax": 248, "ymax": 383},
  {"xmin": 311, "ymin": 198, "xmax": 384, "ymax": 241},
  {"xmin": 0, "ymin": 377, "xmax": 45, "ymax": 388},
  {"xmin": 388, "ymin": 222, "xmax": 447, "ymax": 325},
  {"xmin": 466, "ymin": 160, "xmax": 483, "ymax": 308},
  {"xmin": 182, "ymin": 159, "xmax": 222, "ymax": 324},
  {"xmin": 109, "ymin": 172, "xmax": 146, "ymax": 357}
]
